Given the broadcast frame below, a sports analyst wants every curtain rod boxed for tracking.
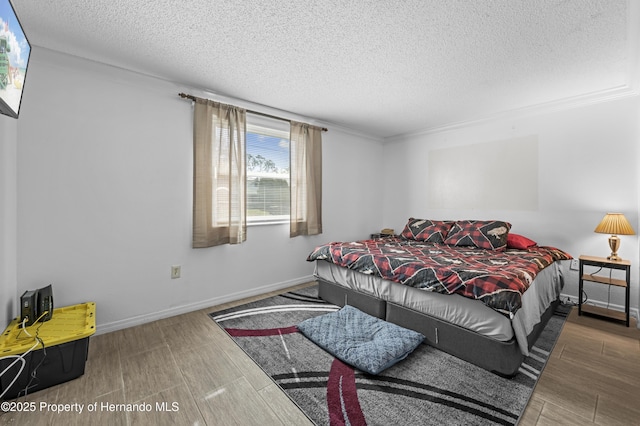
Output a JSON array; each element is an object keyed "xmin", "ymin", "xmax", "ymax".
[{"xmin": 178, "ymin": 93, "xmax": 328, "ymax": 132}]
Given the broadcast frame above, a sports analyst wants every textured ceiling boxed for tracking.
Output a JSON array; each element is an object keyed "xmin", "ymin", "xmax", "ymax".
[{"xmin": 10, "ymin": 0, "xmax": 638, "ymax": 138}]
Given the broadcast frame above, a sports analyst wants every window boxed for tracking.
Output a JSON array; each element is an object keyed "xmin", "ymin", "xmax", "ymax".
[
  {"xmin": 190, "ymin": 96, "xmax": 322, "ymax": 247},
  {"xmin": 246, "ymin": 114, "xmax": 290, "ymax": 225}
]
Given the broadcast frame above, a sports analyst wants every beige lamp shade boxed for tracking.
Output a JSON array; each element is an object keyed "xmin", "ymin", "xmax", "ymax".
[{"xmin": 594, "ymin": 213, "xmax": 635, "ymax": 261}]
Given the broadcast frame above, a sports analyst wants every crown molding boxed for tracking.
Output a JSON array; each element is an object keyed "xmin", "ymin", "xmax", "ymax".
[
  {"xmin": 184, "ymin": 87, "xmax": 383, "ymax": 142},
  {"xmin": 386, "ymin": 84, "xmax": 639, "ymax": 142}
]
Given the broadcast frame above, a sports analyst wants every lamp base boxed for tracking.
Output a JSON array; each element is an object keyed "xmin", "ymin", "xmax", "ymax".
[{"xmin": 607, "ymin": 235, "xmax": 621, "ymax": 262}]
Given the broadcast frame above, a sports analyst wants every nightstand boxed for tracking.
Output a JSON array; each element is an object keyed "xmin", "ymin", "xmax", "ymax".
[
  {"xmin": 578, "ymin": 255, "xmax": 631, "ymax": 327},
  {"xmin": 370, "ymin": 233, "xmax": 394, "ymax": 239},
  {"xmin": 371, "ymin": 228, "xmax": 395, "ymax": 239}
]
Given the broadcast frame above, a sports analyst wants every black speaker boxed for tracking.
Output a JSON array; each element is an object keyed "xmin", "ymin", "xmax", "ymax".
[
  {"xmin": 19, "ymin": 290, "xmax": 38, "ymax": 326},
  {"xmin": 19, "ymin": 284, "xmax": 54, "ymax": 326}
]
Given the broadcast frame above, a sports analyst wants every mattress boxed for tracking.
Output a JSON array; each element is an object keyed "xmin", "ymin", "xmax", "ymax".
[{"xmin": 314, "ymin": 260, "xmax": 566, "ymax": 355}]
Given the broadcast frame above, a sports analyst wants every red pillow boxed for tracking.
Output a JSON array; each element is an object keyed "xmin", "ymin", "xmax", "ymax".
[{"xmin": 507, "ymin": 233, "xmax": 537, "ymax": 249}]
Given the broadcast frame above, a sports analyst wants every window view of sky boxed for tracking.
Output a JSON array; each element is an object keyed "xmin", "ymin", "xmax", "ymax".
[{"xmin": 246, "ymin": 132, "xmax": 289, "ymax": 173}]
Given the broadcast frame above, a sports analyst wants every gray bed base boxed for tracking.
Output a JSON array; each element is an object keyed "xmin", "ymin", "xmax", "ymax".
[{"xmin": 317, "ymin": 278, "xmax": 559, "ymax": 377}]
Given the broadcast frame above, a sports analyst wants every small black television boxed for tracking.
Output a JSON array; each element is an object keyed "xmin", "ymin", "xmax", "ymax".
[{"xmin": 0, "ymin": 0, "xmax": 30, "ymax": 119}]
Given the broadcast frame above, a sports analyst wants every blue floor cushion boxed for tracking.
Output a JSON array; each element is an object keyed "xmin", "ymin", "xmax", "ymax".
[{"xmin": 298, "ymin": 305, "xmax": 425, "ymax": 375}]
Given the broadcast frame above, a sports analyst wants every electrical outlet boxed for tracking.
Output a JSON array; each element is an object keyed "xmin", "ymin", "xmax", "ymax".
[
  {"xmin": 171, "ymin": 265, "xmax": 181, "ymax": 279},
  {"xmin": 570, "ymin": 259, "xmax": 579, "ymax": 271}
]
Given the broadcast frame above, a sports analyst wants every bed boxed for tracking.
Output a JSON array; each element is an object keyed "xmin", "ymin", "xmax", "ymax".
[{"xmin": 306, "ymin": 219, "xmax": 572, "ymax": 376}]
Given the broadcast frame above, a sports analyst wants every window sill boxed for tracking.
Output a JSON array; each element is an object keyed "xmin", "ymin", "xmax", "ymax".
[{"xmin": 247, "ymin": 218, "xmax": 289, "ymax": 227}]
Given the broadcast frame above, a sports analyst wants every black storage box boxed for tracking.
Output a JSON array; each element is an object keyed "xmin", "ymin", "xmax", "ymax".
[
  {"xmin": 0, "ymin": 337, "xmax": 89, "ymax": 399},
  {"xmin": 0, "ymin": 302, "xmax": 95, "ymax": 400}
]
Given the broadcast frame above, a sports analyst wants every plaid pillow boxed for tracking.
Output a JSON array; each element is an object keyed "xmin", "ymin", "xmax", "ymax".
[
  {"xmin": 443, "ymin": 220, "xmax": 512, "ymax": 250},
  {"xmin": 400, "ymin": 218, "xmax": 453, "ymax": 243}
]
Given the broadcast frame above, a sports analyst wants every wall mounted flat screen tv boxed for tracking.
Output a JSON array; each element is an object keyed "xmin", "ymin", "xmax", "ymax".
[{"xmin": 0, "ymin": 0, "xmax": 30, "ymax": 119}]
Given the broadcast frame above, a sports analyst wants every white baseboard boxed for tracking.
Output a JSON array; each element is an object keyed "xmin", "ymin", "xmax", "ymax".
[
  {"xmin": 559, "ymin": 292, "xmax": 640, "ymax": 329},
  {"xmin": 95, "ymin": 275, "xmax": 316, "ymax": 335},
  {"xmin": 96, "ymin": 284, "xmax": 637, "ymax": 335}
]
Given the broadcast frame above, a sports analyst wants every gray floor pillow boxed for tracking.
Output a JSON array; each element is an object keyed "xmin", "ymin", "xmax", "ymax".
[{"xmin": 298, "ymin": 304, "xmax": 425, "ymax": 375}]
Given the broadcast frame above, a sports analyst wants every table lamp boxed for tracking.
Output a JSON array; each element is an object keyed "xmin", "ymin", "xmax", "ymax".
[{"xmin": 594, "ymin": 213, "xmax": 635, "ymax": 261}]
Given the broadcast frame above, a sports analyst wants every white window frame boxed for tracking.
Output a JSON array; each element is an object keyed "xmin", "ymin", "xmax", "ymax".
[{"xmin": 246, "ymin": 114, "xmax": 290, "ymax": 226}]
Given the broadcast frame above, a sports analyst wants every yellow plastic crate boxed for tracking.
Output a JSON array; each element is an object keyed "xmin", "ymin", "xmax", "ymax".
[{"xmin": 0, "ymin": 302, "xmax": 96, "ymax": 356}]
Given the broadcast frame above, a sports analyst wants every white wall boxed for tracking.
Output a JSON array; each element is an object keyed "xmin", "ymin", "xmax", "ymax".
[
  {"xmin": 382, "ymin": 95, "xmax": 640, "ymax": 321},
  {"xmin": 16, "ymin": 48, "xmax": 384, "ymax": 333},
  {"xmin": 13, "ymin": 45, "xmax": 639, "ymax": 333},
  {"xmin": 0, "ymin": 114, "xmax": 18, "ymax": 327}
]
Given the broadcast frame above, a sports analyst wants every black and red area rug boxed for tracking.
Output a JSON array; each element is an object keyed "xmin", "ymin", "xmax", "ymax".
[{"xmin": 209, "ymin": 286, "xmax": 568, "ymax": 426}]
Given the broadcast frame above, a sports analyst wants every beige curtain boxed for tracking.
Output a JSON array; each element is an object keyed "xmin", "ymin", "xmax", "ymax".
[
  {"xmin": 192, "ymin": 98, "xmax": 246, "ymax": 247},
  {"xmin": 290, "ymin": 121, "xmax": 323, "ymax": 237}
]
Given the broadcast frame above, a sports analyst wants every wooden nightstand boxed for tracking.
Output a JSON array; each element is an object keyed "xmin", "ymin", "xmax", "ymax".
[
  {"xmin": 370, "ymin": 231, "xmax": 395, "ymax": 239},
  {"xmin": 370, "ymin": 233, "xmax": 392, "ymax": 239},
  {"xmin": 578, "ymin": 255, "xmax": 631, "ymax": 327}
]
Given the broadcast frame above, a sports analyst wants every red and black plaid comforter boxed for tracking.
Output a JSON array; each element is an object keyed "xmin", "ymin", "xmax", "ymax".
[{"xmin": 307, "ymin": 237, "xmax": 572, "ymax": 317}]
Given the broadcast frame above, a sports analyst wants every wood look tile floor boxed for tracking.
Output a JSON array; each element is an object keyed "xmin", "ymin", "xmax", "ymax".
[
  {"xmin": 520, "ymin": 306, "xmax": 640, "ymax": 426},
  {"xmin": 1, "ymin": 283, "xmax": 638, "ymax": 426}
]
